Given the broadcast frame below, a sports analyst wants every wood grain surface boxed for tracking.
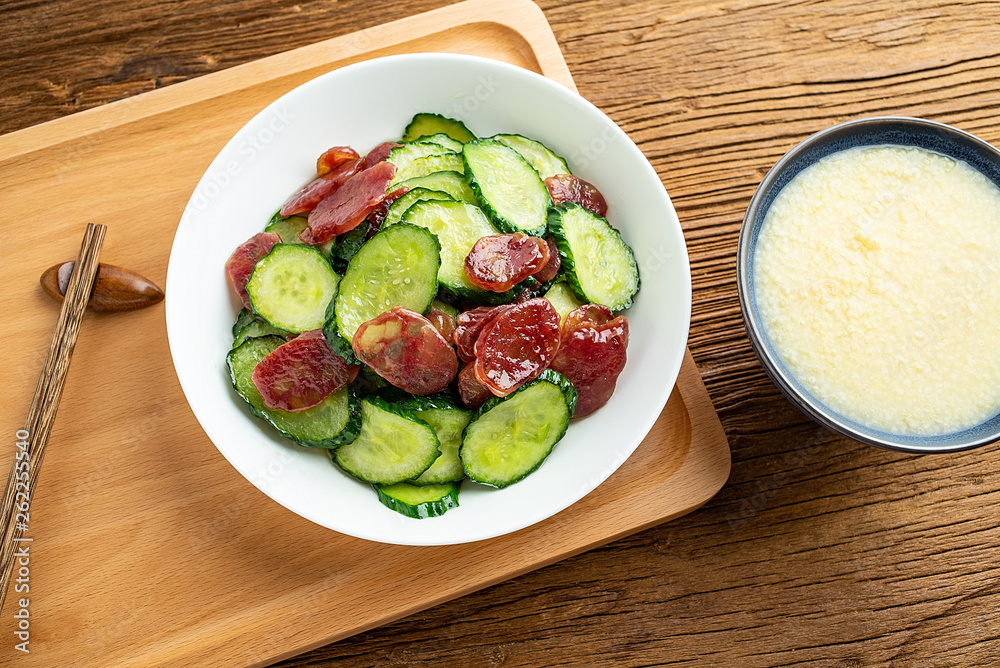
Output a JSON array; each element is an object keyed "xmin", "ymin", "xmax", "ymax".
[{"xmin": 2, "ymin": 1, "xmax": 999, "ymax": 666}]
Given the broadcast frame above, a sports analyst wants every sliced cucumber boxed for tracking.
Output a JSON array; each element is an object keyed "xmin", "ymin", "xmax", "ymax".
[
  {"xmin": 492, "ymin": 134, "xmax": 571, "ymax": 181},
  {"xmin": 265, "ymin": 214, "xmax": 335, "ymax": 258},
  {"xmin": 228, "ymin": 336, "xmax": 361, "ymax": 448},
  {"xmin": 431, "ymin": 298, "xmax": 458, "ymax": 320},
  {"xmin": 394, "ymin": 395, "xmax": 470, "ymax": 485},
  {"xmin": 399, "ymin": 199, "xmax": 518, "ymax": 304},
  {"xmin": 333, "ymin": 397, "xmax": 441, "ymax": 484},
  {"xmin": 327, "ymin": 223, "xmax": 440, "ymax": 355},
  {"xmin": 233, "ymin": 319, "xmax": 290, "ymax": 348},
  {"xmin": 461, "ymin": 370, "xmax": 577, "ymax": 488},
  {"xmin": 351, "ymin": 365, "xmax": 390, "ymax": 398},
  {"xmin": 463, "ymin": 139, "xmax": 551, "ymax": 236},
  {"xmin": 247, "ymin": 244, "xmax": 340, "ymax": 333},
  {"xmin": 402, "ymin": 112, "xmax": 476, "ymax": 144},
  {"xmin": 411, "ymin": 132, "xmax": 465, "ymax": 153},
  {"xmin": 264, "ymin": 214, "xmax": 307, "ymax": 242},
  {"xmin": 232, "ymin": 308, "xmax": 256, "ymax": 337},
  {"xmin": 374, "ymin": 481, "xmax": 460, "ymax": 519},
  {"xmin": 332, "ymin": 222, "xmax": 369, "ymax": 268},
  {"xmin": 383, "ymin": 188, "xmax": 454, "ymax": 228},
  {"xmin": 548, "ymin": 203, "xmax": 640, "ymax": 311},
  {"xmin": 397, "ymin": 171, "xmax": 476, "ymax": 204},
  {"xmin": 390, "ymin": 154, "xmax": 466, "ymax": 186},
  {"xmin": 543, "ymin": 279, "xmax": 584, "ymax": 325},
  {"xmin": 387, "ymin": 141, "xmax": 455, "ymax": 179}
]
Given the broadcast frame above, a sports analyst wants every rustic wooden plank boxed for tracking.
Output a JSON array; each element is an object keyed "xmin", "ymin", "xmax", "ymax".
[{"xmin": 2, "ymin": 0, "xmax": 999, "ymax": 666}]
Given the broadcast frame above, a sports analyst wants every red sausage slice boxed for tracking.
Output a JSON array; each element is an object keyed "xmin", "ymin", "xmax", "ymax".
[
  {"xmin": 317, "ymin": 146, "xmax": 360, "ymax": 176},
  {"xmin": 549, "ymin": 305, "xmax": 629, "ymax": 417},
  {"xmin": 473, "ymin": 298, "xmax": 561, "ymax": 397},
  {"xmin": 363, "ymin": 141, "xmax": 402, "ymax": 169},
  {"xmin": 532, "ymin": 236, "xmax": 562, "ymax": 283},
  {"xmin": 545, "ymin": 174, "xmax": 609, "ymax": 217},
  {"xmin": 464, "ymin": 232, "xmax": 550, "ymax": 293},
  {"xmin": 563, "ymin": 303, "xmax": 615, "ymax": 331},
  {"xmin": 225, "ymin": 231, "xmax": 282, "ymax": 310},
  {"xmin": 426, "ymin": 305, "xmax": 457, "ymax": 343},
  {"xmin": 251, "ymin": 330, "xmax": 360, "ymax": 412},
  {"xmin": 457, "ymin": 363, "xmax": 492, "ymax": 410},
  {"xmin": 453, "ymin": 305, "xmax": 511, "ymax": 363},
  {"xmin": 279, "ymin": 157, "xmax": 363, "ymax": 217},
  {"xmin": 366, "ymin": 186, "xmax": 409, "ymax": 236},
  {"xmin": 302, "ymin": 161, "xmax": 397, "ymax": 244},
  {"xmin": 352, "ymin": 307, "xmax": 459, "ymax": 395}
]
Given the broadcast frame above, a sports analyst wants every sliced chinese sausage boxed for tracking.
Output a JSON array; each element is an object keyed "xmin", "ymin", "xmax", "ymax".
[
  {"xmin": 280, "ymin": 157, "xmax": 362, "ymax": 217},
  {"xmin": 532, "ymin": 236, "xmax": 562, "ymax": 283},
  {"xmin": 463, "ymin": 232, "xmax": 550, "ymax": 293},
  {"xmin": 367, "ymin": 186, "xmax": 409, "ymax": 235},
  {"xmin": 545, "ymin": 174, "xmax": 608, "ymax": 217},
  {"xmin": 352, "ymin": 307, "xmax": 459, "ymax": 395},
  {"xmin": 225, "ymin": 231, "xmax": 281, "ymax": 310},
  {"xmin": 251, "ymin": 329, "xmax": 360, "ymax": 412},
  {"xmin": 563, "ymin": 302, "xmax": 615, "ymax": 331},
  {"xmin": 453, "ymin": 305, "xmax": 510, "ymax": 363},
  {"xmin": 473, "ymin": 298, "xmax": 561, "ymax": 397},
  {"xmin": 549, "ymin": 306, "xmax": 629, "ymax": 417},
  {"xmin": 316, "ymin": 146, "xmax": 360, "ymax": 176},
  {"xmin": 363, "ymin": 141, "xmax": 402, "ymax": 169},
  {"xmin": 426, "ymin": 305, "xmax": 457, "ymax": 343},
  {"xmin": 302, "ymin": 161, "xmax": 397, "ymax": 245},
  {"xmin": 457, "ymin": 363, "xmax": 492, "ymax": 410}
]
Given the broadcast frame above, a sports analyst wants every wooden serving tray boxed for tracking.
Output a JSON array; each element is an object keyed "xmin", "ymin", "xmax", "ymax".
[{"xmin": 0, "ymin": 0, "xmax": 730, "ymax": 665}]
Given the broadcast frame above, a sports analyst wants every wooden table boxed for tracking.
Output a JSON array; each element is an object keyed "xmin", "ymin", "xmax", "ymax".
[{"xmin": 3, "ymin": 1, "xmax": 999, "ymax": 665}]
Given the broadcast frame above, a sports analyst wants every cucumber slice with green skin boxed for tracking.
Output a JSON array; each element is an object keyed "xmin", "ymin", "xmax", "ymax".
[
  {"xmin": 327, "ymin": 222, "xmax": 440, "ymax": 353},
  {"xmin": 547, "ymin": 203, "xmax": 641, "ymax": 311},
  {"xmin": 382, "ymin": 188, "xmax": 454, "ymax": 228},
  {"xmin": 390, "ymin": 154, "xmax": 466, "ymax": 187},
  {"xmin": 374, "ymin": 481, "xmax": 460, "ymax": 519},
  {"xmin": 401, "ymin": 112, "xmax": 476, "ymax": 144},
  {"xmin": 463, "ymin": 139, "xmax": 551, "ymax": 237},
  {"xmin": 460, "ymin": 370, "xmax": 577, "ymax": 489},
  {"xmin": 397, "ymin": 171, "xmax": 476, "ymax": 204},
  {"xmin": 351, "ymin": 365, "xmax": 390, "ymax": 398},
  {"xmin": 409, "ymin": 132, "xmax": 464, "ymax": 153},
  {"xmin": 232, "ymin": 308, "xmax": 256, "ymax": 337},
  {"xmin": 491, "ymin": 134, "xmax": 571, "ymax": 181},
  {"xmin": 228, "ymin": 336, "xmax": 361, "ymax": 448},
  {"xmin": 333, "ymin": 396, "xmax": 441, "ymax": 484},
  {"xmin": 265, "ymin": 214, "xmax": 335, "ymax": 258},
  {"xmin": 399, "ymin": 199, "xmax": 521, "ymax": 305},
  {"xmin": 233, "ymin": 319, "xmax": 290, "ymax": 348},
  {"xmin": 322, "ymin": 303, "xmax": 359, "ymax": 364},
  {"xmin": 387, "ymin": 141, "xmax": 455, "ymax": 178},
  {"xmin": 408, "ymin": 407, "xmax": 470, "ymax": 485},
  {"xmin": 431, "ymin": 298, "xmax": 458, "ymax": 320},
  {"xmin": 247, "ymin": 244, "xmax": 340, "ymax": 333},
  {"xmin": 392, "ymin": 395, "xmax": 470, "ymax": 485},
  {"xmin": 332, "ymin": 223, "xmax": 368, "ymax": 269},
  {"xmin": 543, "ymin": 279, "xmax": 584, "ymax": 325}
]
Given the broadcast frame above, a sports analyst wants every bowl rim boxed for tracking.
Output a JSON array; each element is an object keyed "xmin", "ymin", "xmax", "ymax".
[{"xmin": 737, "ymin": 115, "xmax": 1000, "ymax": 454}]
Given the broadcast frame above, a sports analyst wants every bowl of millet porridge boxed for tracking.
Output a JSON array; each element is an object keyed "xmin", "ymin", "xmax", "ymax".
[{"xmin": 738, "ymin": 117, "xmax": 1000, "ymax": 453}]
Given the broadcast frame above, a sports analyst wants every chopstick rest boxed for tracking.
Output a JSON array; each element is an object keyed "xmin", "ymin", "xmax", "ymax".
[{"xmin": 40, "ymin": 261, "xmax": 163, "ymax": 312}]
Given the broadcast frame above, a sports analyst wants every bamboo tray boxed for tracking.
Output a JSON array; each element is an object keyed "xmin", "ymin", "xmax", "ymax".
[{"xmin": 0, "ymin": 0, "xmax": 731, "ymax": 665}]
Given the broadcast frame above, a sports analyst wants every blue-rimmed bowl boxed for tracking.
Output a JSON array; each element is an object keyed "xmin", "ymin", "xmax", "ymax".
[{"xmin": 737, "ymin": 116, "xmax": 1000, "ymax": 454}]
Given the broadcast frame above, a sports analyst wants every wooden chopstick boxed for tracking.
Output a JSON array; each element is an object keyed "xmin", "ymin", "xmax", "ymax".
[{"xmin": 0, "ymin": 223, "xmax": 106, "ymax": 614}]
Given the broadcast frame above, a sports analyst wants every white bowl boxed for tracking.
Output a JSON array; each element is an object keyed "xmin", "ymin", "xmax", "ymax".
[{"xmin": 165, "ymin": 53, "xmax": 691, "ymax": 545}]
